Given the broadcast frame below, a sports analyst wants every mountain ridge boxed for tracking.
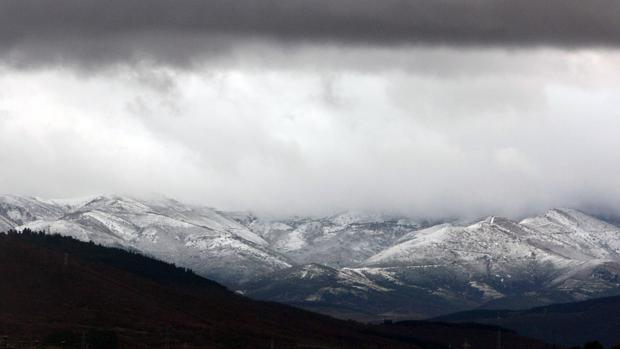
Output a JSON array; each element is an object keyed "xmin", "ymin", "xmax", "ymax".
[{"xmin": 3, "ymin": 194, "xmax": 620, "ymax": 320}]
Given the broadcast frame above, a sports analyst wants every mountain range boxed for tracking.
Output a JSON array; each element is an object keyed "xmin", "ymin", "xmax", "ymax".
[{"xmin": 2, "ymin": 194, "xmax": 620, "ymax": 320}]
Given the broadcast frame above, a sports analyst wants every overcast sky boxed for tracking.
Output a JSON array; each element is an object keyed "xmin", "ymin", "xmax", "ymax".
[{"xmin": 1, "ymin": 0, "xmax": 620, "ymax": 219}]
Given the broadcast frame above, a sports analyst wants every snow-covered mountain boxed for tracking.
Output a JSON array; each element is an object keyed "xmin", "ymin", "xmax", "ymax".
[
  {"xmin": 239, "ymin": 211, "xmax": 427, "ymax": 268},
  {"xmin": 244, "ymin": 209, "xmax": 620, "ymax": 319},
  {"xmin": 3, "ymin": 194, "xmax": 620, "ymax": 319},
  {"xmin": 366, "ymin": 209, "xmax": 620, "ymax": 299},
  {"xmin": 2, "ymin": 194, "xmax": 291, "ymax": 283},
  {"xmin": 0, "ymin": 195, "xmax": 65, "ymax": 230}
]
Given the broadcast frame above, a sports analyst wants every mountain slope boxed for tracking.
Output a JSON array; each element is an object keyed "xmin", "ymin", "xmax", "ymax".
[
  {"xmin": 11, "ymin": 195, "xmax": 292, "ymax": 283},
  {"xmin": 241, "ymin": 211, "xmax": 426, "ymax": 268},
  {"xmin": 247, "ymin": 209, "xmax": 620, "ymax": 319},
  {"xmin": 243, "ymin": 263, "xmax": 480, "ymax": 321},
  {"xmin": 0, "ymin": 195, "xmax": 65, "ymax": 230},
  {"xmin": 363, "ymin": 211, "xmax": 620, "ymax": 306}
]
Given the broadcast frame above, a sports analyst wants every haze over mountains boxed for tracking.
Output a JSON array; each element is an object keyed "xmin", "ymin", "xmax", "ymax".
[{"xmin": 2, "ymin": 194, "xmax": 620, "ymax": 320}]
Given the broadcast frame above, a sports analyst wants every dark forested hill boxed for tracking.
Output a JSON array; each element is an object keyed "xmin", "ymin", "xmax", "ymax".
[
  {"xmin": 435, "ymin": 295, "xmax": 620, "ymax": 347},
  {"xmin": 0, "ymin": 230, "xmax": 554, "ymax": 349},
  {"xmin": 0, "ymin": 230, "xmax": 402, "ymax": 348}
]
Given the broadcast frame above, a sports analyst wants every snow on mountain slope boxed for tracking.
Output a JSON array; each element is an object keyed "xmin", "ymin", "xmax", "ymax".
[
  {"xmin": 0, "ymin": 195, "xmax": 65, "ymax": 231},
  {"xmin": 83, "ymin": 195, "xmax": 269, "ymax": 246},
  {"xmin": 520, "ymin": 208, "xmax": 620, "ymax": 260},
  {"xmin": 242, "ymin": 262, "xmax": 481, "ymax": 320},
  {"xmin": 244, "ymin": 263, "xmax": 392, "ymax": 306},
  {"xmin": 241, "ymin": 211, "xmax": 426, "ymax": 267},
  {"xmin": 367, "ymin": 210, "xmax": 620, "ymax": 268},
  {"xmin": 366, "ymin": 217, "xmax": 563, "ymax": 267},
  {"xmin": 14, "ymin": 195, "xmax": 290, "ymax": 283},
  {"xmin": 243, "ymin": 209, "xmax": 620, "ymax": 320},
  {"xmin": 364, "ymin": 210, "xmax": 620, "ymax": 305}
]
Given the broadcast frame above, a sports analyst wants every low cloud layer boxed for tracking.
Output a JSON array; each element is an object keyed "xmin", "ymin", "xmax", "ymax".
[
  {"xmin": 2, "ymin": 0, "xmax": 620, "ymax": 68},
  {"xmin": 1, "ymin": 47, "xmax": 620, "ymax": 219}
]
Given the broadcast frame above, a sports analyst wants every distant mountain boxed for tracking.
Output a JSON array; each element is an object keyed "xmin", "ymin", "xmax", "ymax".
[
  {"xmin": 3, "ymin": 194, "xmax": 620, "ymax": 321},
  {"xmin": 241, "ymin": 211, "xmax": 427, "ymax": 268},
  {"xmin": 366, "ymin": 209, "xmax": 620, "ymax": 304},
  {"xmin": 0, "ymin": 195, "xmax": 64, "ymax": 230},
  {"xmin": 243, "ymin": 263, "xmax": 478, "ymax": 321},
  {"xmin": 435, "ymin": 295, "xmax": 620, "ymax": 347},
  {"xmin": 3, "ymin": 195, "xmax": 429, "ymax": 284},
  {"xmin": 2, "ymin": 194, "xmax": 291, "ymax": 283},
  {"xmin": 0, "ymin": 231, "xmax": 555, "ymax": 349},
  {"xmin": 245, "ymin": 209, "xmax": 620, "ymax": 319}
]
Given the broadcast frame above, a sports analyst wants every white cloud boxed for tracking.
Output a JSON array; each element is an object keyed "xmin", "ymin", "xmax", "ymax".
[{"xmin": 1, "ymin": 47, "xmax": 619, "ymax": 219}]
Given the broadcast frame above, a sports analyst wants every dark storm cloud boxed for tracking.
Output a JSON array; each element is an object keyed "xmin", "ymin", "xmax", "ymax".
[{"xmin": 1, "ymin": 0, "xmax": 620, "ymax": 67}]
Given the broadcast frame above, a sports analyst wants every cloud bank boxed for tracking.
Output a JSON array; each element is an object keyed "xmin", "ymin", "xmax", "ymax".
[{"xmin": 1, "ymin": 47, "xmax": 620, "ymax": 219}]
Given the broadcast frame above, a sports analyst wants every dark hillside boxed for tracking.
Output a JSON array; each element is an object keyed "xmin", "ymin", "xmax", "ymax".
[
  {"xmin": 373, "ymin": 321, "xmax": 554, "ymax": 349},
  {"xmin": 0, "ymin": 230, "xmax": 410, "ymax": 348},
  {"xmin": 435, "ymin": 296, "xmax": 620, "ymax": 347},
  {"xmin": 0, "ymin": 230, "xmax": 556, "ymax": 349}
]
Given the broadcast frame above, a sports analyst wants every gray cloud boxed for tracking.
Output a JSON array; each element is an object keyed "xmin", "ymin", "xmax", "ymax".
[{"xmin": 2, "ymin": 0, "xmax": 620, "ymax": 68}]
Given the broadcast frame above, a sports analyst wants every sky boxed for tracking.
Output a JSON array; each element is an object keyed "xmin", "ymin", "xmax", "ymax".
[{"xmin": 1, "ymin": 0, "xmax": 620, "ymax": 219}]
